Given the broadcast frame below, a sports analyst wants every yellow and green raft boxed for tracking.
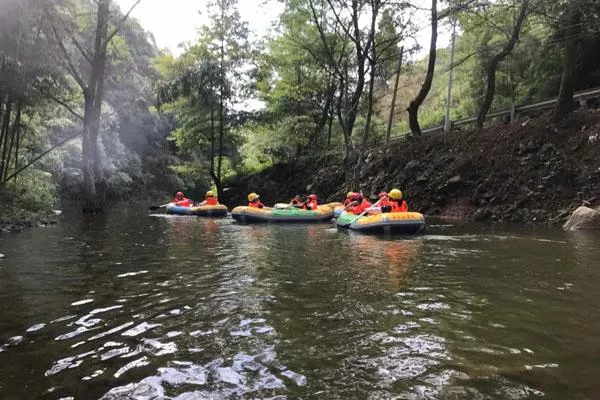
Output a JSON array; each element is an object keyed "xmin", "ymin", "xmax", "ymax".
[
  {"xmin": 166, "ymin": 204, "xmax": 229, "ymax": 217},
  {"xmin": 336, "ymin": 211, "xmax": 425, "ymax": 234},
  {"xmin": 231, "ymin": 204, "xmax": 335, "ymax": 223}
]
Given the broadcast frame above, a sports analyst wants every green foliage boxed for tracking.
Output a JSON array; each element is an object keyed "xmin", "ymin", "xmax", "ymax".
[{"xmin": 4, "ymin": 169, "xmax": 57, "ymax": 212}]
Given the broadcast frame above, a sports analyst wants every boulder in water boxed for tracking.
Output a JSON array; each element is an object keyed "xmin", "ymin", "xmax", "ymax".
[{"xmin": 563, "ymin": 206, "xmax": 600, "ymax": 231}]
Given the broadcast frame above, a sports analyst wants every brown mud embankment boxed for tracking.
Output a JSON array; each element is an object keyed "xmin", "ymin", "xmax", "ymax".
[{"xmin": 223, "ymin": 110, "xmax": 600, "ymax": 225}]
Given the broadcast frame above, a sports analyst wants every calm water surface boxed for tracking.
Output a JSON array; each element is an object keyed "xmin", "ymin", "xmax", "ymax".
[{"xmin": 0, "ymin": 208, "xmax": 599, "ymax": 399}]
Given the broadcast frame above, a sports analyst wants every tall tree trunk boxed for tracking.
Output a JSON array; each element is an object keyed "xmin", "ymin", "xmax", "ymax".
[
  {"xmin": 4, "ymin": 103, "xmax": 21, "ymax": 182},
  {"xmin": 82, "ymin": 0, "xmax": 109, "ymax": 212},
  {"xmin": 407, "ymin": 0, "xmax": 437, "ymax": 136},
  {"xmin": 554, "ymin": 2, "xmax": 582, "ymax": 121},
  {"xmin": 0, "ymin": 98, "xmax": 13, "ymax": 182},
  {"xmin": 386, "ymin": 47, "xmax": 403, "ymax": 143},
  {"xmin": 476, "ymin": 0, "xmax": 529, "ymax": 129},
  {"xmin": 82, "ymin": 90, "xmax": 98, "ymax": 210},
  {"xmin": 327, "ymin": 101, "xmax": 334, "ymax": 147}
]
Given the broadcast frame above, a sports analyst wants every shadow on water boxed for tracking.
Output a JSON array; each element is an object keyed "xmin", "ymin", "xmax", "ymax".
[{"xmin": 0, "ymin": 210, "xmax": 599, "ymax": 399}]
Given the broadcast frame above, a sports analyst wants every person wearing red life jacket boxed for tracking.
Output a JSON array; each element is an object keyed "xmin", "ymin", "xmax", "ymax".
[
  {"xmin": 173, "ymin": 191, "xmax": 193, "ymax": 207},
  {"xmin": 290, "ymin": 195, "xmax": 303, "ymax": 208},
  {"xmin": 248, "ymin": 192, "xmax": 265, "ymax": 208},
  {"xmin": 345, "ymin": 193, "xmax": 371, "ymax": 215},
  {"xmin": 198, "ymin": 191, "xmax": 219, "ymax": 206},
  {"xmin": 343, "ymin": 191, "xmax": 354, "ymax": 206},
  {"xmin": 304, "ymin": 194, "xmax": 318, "ymax": 210},
  {"xmin": 381, "ymin": 188, "xmax": 408, "ymax": 213}
]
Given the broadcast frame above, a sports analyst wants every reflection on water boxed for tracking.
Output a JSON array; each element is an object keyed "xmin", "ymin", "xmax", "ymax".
[{"xmin": 0, "ymin": 210, "xmax": 599, "ymax": 399}]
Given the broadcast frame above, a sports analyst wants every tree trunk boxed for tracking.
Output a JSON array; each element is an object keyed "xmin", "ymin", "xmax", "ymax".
[
  {"xmin": 0, "ymin": 98, "xmax": 13, "ymax": 182},
  {"xmin": 386, "ymin": 47, "xmax": 403, "ymax": 143},
  {"xmin": 407, "ymin": 0, "xmax": 437, "ymax": 136},
  {"xmin": 4, "ymin": 103, "xmax": 21, "ymax": 182},
  {"xmin": 476, "ymin": 0, "xmax": 529, "ymax": 129},
  {"xmin": 82, "ymin": 0, "xmax": 110, "ymax": 212},
  {"xmin": 327, "ymin": 101, "xmax": 333, "ymax": 147},
  {"xmin": 82, "ymin": 90, "xmax": 98, "ymax": 211},
  {"xmin": 554, "ymin": 3, "xmax": 582, "ymax": 121}
]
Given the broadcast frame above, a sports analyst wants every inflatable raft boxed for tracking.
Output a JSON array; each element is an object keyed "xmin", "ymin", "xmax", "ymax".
[
  {"xmin": 166, "ymin": 204, "xmax": 228, "ymax": 217},
  {"xmin": 336, "ymin": 211, "xmax": 425, "ymax": 234},
  {"xmin": 231, "ymin": 205, "xmax": 334, "ymax": 223}
]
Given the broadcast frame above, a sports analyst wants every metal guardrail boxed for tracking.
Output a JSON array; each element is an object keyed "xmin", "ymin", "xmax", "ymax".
[{"xmin": 387, "ymin": 87, "xmax": 600, "ymax": 142}]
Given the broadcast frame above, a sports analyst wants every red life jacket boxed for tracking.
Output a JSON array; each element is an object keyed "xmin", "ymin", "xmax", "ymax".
[
  {"xmin": 174, "ymin": 198, "xmax": 192, "ymax": 207},
  {"xmin": 205, "ymin": 197, "xmax": 218, "ymax": 206},
  {"xmin": 343, "ymin": 198, "xmax": 352, "ymax": 206},
  {"xmin": 249, "ymin": 200, "xmax": 264, "ymax": 208},
  {"xmin": 304, "ymin": 200, "xmax": 318, "ymax": 210}
]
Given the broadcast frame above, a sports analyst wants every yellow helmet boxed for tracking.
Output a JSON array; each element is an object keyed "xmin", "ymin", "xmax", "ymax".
[
  {"xmin": 346, "ymin": 191, "xmax": 354, "ymax": 198},
  {"xmin": 206, "ymin": 190, "xmax": 215, "ymax": 197},
  {"xmin": 248, "ymin": 192, "xmax": 259, "ymax": 202},
  {"xmin": 389, "ymin": 189, "xmax": 403, "ymax": 200}
]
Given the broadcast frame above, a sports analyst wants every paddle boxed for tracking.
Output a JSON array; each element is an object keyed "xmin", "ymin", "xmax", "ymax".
[
  {"xmin": 341, "ymin": 198, "xmax": 383, "ymax": 228},
  {"xmin": 148, "ymin": 203, "xmax": 172, "ymax": 211}
]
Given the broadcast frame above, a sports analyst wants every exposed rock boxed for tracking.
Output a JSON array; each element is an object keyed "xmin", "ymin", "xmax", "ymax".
[
  {"xmin": 563, "ymin": 206, "xmax": 600, "ymax": 231},
  {"xmin": 473, "ymin": 207, "xmax": 493, "ymax": 222}
]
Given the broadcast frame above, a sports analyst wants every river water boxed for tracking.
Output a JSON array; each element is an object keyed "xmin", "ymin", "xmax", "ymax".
[{"xmin": 0, "ymin": 208, "xmax": 599, "ymax": 399}]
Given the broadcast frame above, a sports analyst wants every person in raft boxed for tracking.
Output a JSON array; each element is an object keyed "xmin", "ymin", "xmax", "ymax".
[
  {"xmin": 197, "ymin": 190, "xmax": 219, "ymax": 206},
  {"xmin": 381, "ymin": 189, "xmax": 408, "ymax": 213},
  {"xmin": 303, "ymin": 194, "xmax": 318, "ymax": 210},
  {"xmin": 248, "ymin": 192, "xmax": 265, "ymax": 208},
  {"xmin": 290, "ymin": 194, "xmax": 304, "ymax": 208},
  {"xmin": 173, "ymin": 191, "xmax": 193, "ymax": 207},
  {"xmin": 343, "ymin": 191, "xmax": 354, "ymax": 206},
  {"xmin": 345, "ymin": 192, "xmax": 372, "ymax": 215}
]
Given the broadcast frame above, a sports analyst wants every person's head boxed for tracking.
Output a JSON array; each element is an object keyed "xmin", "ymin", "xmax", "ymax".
[
  {"xmin": 206, "ymin": 190, "xmax": 215, "ymax": 198},
  {"xmin": 346, "ymin": 191, "xmax": 354, "ymax": 199},
  {"xmin": 379, "ymin": 192, "xmax": 388, "ymax": 199},
  {"xmin": 308, "ymin": 194, "xmax": 317, "ymax": 201},
  {"xmin": 293, "ymin": 194, "xmax": 301, "ymax": 200},
  {"xmin": 351, "ymin": 192, "xmax": 362, "ymax": 202},
  {"xmin": 248, "ymin": 192, "xmax": 260, "ymax": 202},
  {"xmin": 388, "ymin": 189, "xmax": 403, "ymax": 200},
  {"xmin": 175, "ymin": 191, "xmax": 184, "ymax": 200}
]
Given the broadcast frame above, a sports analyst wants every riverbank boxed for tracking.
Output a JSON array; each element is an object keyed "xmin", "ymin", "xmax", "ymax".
[
  {"xmin": 223, "ymin": 110, "xmax": 600, "ymax": 225},
  {"xmin": 0, "ymin": 200, "xmax": 59, "ymax": 234}
]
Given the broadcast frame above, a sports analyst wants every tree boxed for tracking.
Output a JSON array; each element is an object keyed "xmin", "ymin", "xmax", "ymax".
[
  {"xmin": 407, "ymin": 0, "xmax": 438, "ymax": 136},
  {"xmin": 158, "ymin": 0, "xmax": 249, "ymax": 198},
  {"xmin": 45, "ymin": 0, "xmax": 142, "ymax": 211},
  {"xmin": 476, "ymin": 0, "xmax": 530, "ymax": 128}
]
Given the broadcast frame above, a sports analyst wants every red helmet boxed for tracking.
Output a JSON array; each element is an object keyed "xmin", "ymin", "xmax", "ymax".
[
  {"xmin": 351, "ymin": 193, "xmax": 362, "ymax": 201},
  {"xmin": 308, "ymin": 194, "xmax": 317, "ymax": 201},
  {"xmin": 175, "ymin": 191, "xmax": 184, "ymax": 199},
  {"xmin": 379, "ymin": 192, "xmax": 388, "ymax": 198}
]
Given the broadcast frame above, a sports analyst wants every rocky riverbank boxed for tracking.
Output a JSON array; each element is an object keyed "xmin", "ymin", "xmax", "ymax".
[
  {"xmin": 0, "ymin": 207, "xmax": 60, "ymax": 234},
  {"xmin": 223, "ymin": 110, "xmax": 600, "ymax": 225}
]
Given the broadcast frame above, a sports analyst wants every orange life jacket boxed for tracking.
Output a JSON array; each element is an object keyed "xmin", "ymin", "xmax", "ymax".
[
  {"xmin": 205, "ymin": 197, "xmax": 218, "ymax": 205},
  {"xmin": 249, "ymin": 200, "xmax": 264, "ymax": 208},
  {"xmin": 350, "ymin": 199, "xmax": 371, "ymax": 215},
  {"xmin": 382, "ymin": 199, "xmax": 408, "ymax": 212}
]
